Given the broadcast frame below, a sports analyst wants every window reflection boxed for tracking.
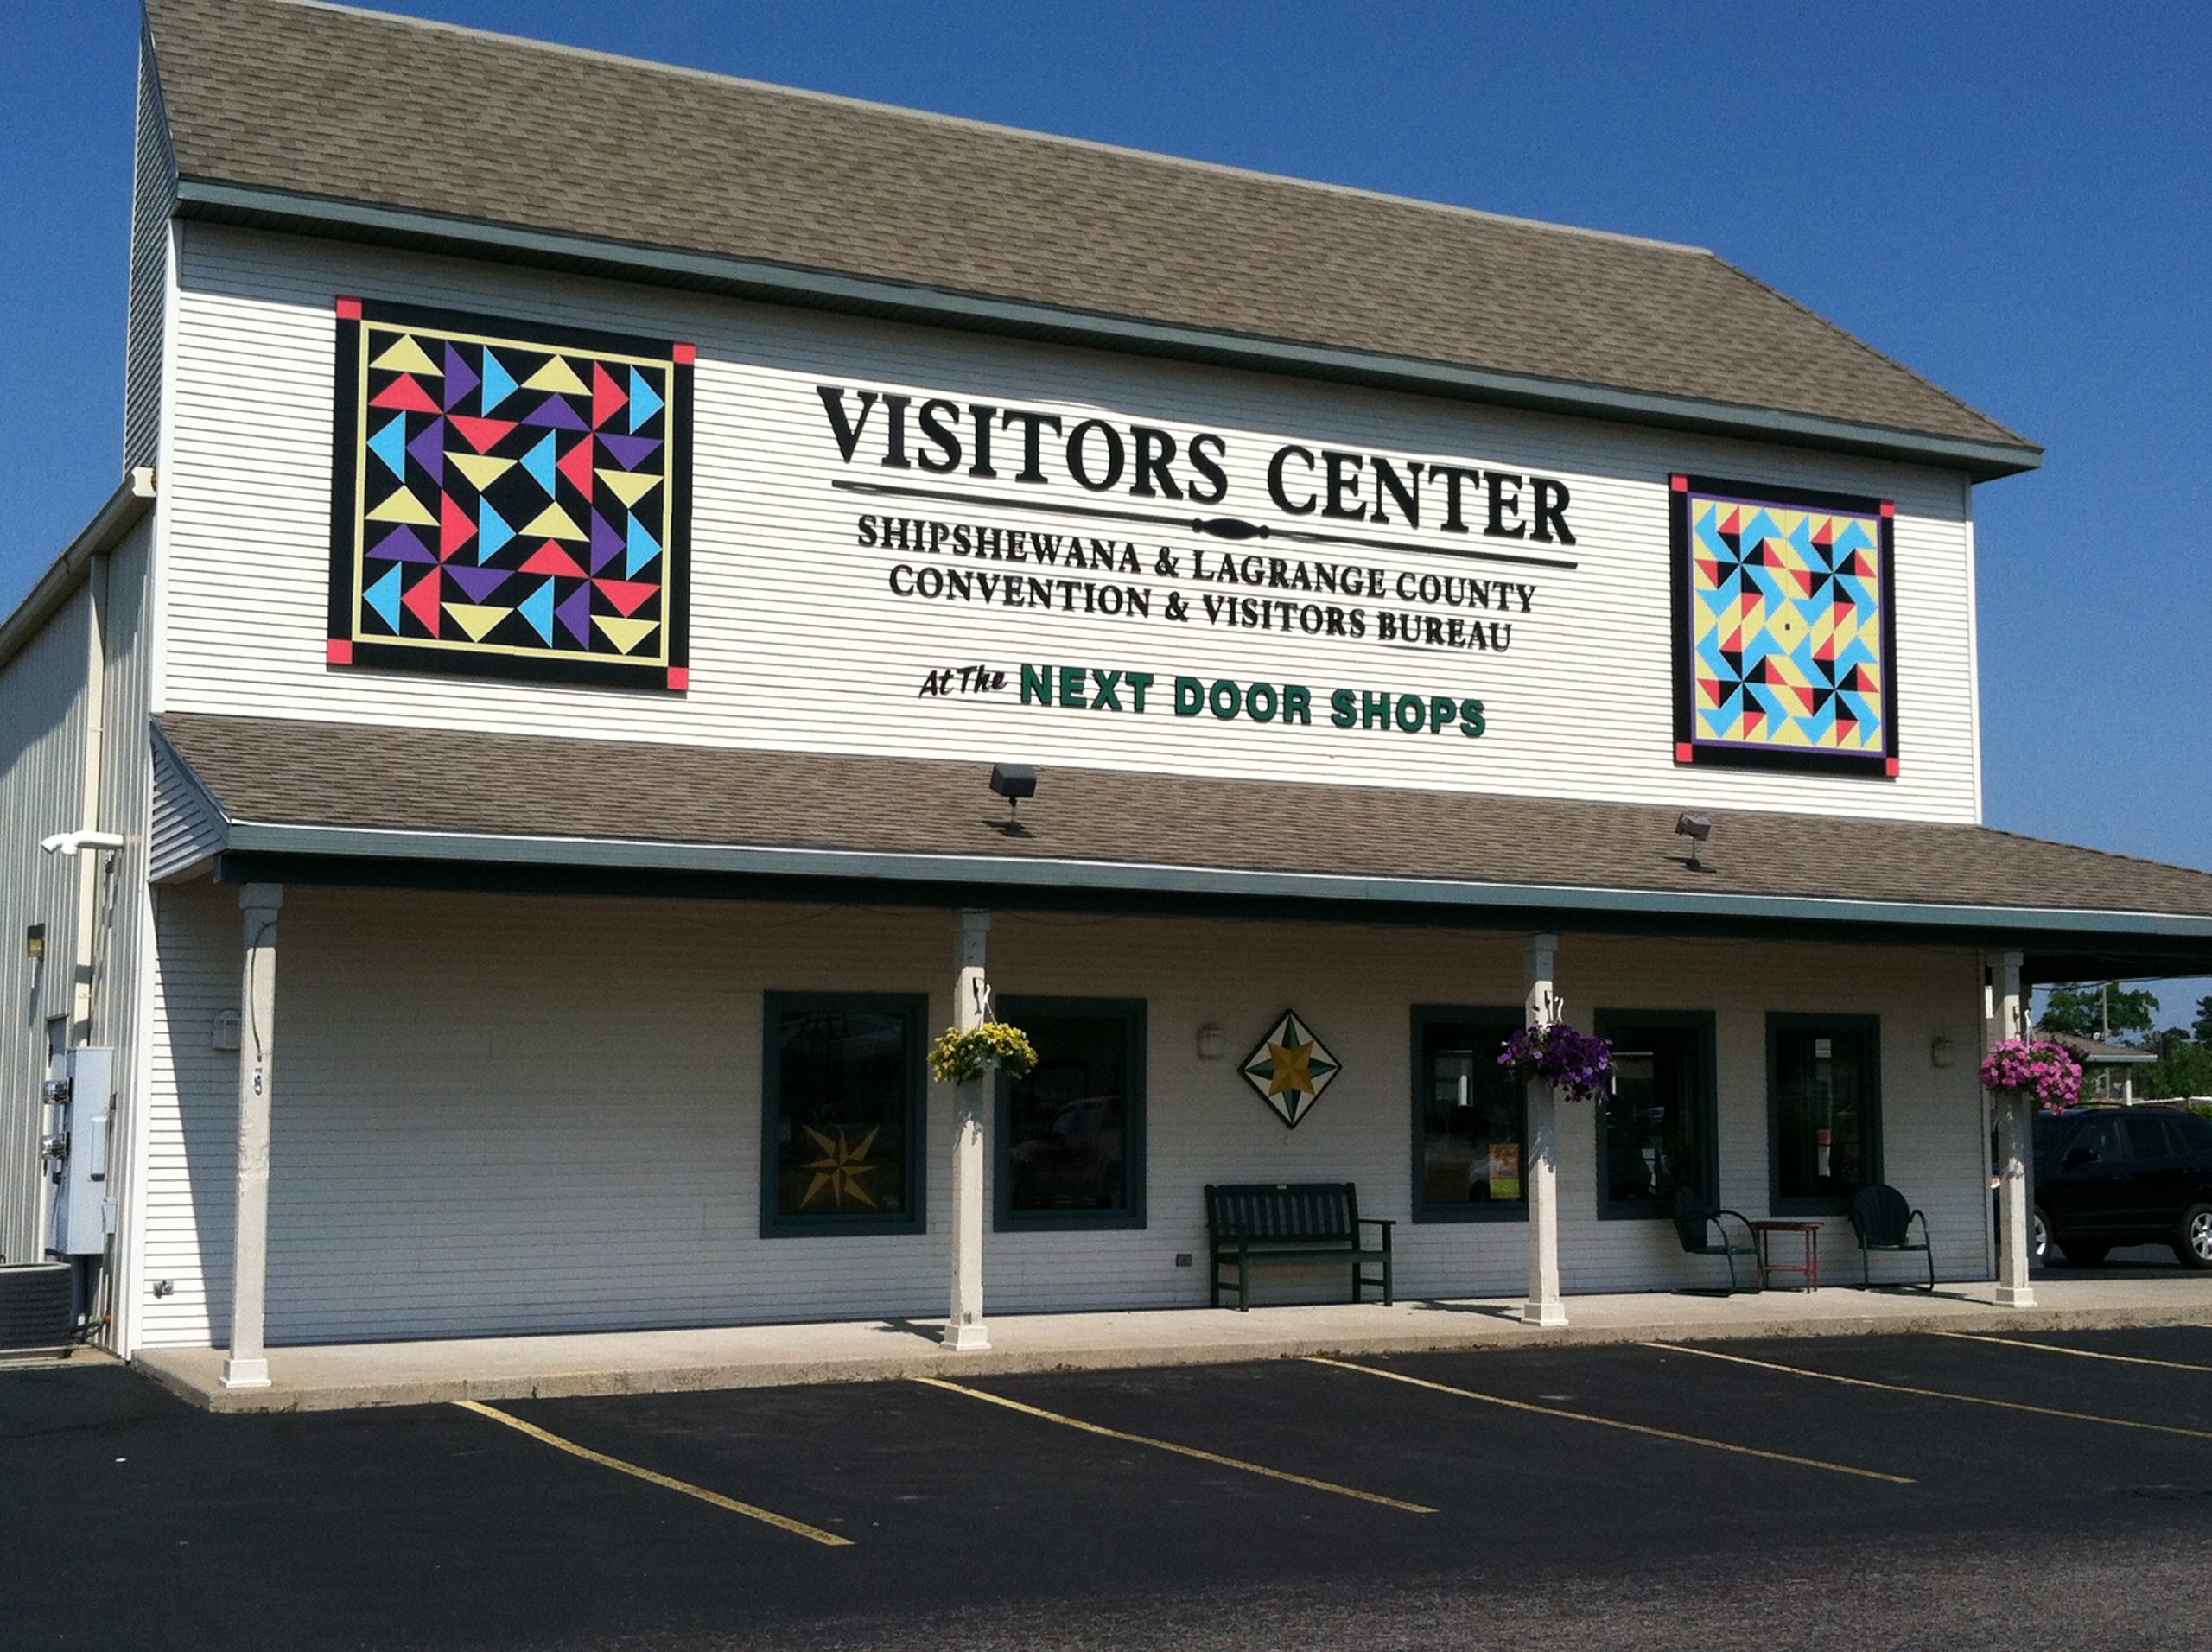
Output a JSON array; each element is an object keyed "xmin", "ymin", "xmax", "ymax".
[
  {"xmin": 1416, "ymin": 1012, "xmax": 1525, "ymax": 1212},
  {"xmin": 1598, "ymin": 1019, "xmax": 1713, "ymax": 1212},
  {"xmin": 1002, "ymin": 1003, "xmax": 1142, "ymax": 1223},
  {"xmin": 1772, "ymin": 1020, "xmax": 1879, "ymax": 1209}
]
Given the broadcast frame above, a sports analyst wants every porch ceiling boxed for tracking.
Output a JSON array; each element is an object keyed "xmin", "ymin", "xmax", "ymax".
[{"xmin": 155, "ymin": 712, "xmax": 2212, "ymax": 978}]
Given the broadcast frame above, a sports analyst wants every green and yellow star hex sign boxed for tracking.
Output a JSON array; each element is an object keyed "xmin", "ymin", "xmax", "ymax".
[{"xmin": 1240, "ymin": 1011, "xmax": 1341, "ymax": 1128}]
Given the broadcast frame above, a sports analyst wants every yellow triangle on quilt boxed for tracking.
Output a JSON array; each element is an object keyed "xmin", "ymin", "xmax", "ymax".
[
  {"xmin": 365, "ymin": 486, "xmax": 436, "ymax": 525},
  {"xmin": 592, "ymin": 614, "xmax": 658, "ymax": 655},
  {"xmin": 370, "ymin": 335, "xmax": 442, "ymax": 375}
]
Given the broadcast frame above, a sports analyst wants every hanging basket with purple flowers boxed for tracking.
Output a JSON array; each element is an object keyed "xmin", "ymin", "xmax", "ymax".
[
  {"xmin": 1498, "ymin": 1022, "xmax": 1616, "ymax": 1104},
  {"xmin": 1977, "ymin": 1039, "xmax": 2083, "ymax": 1110}
]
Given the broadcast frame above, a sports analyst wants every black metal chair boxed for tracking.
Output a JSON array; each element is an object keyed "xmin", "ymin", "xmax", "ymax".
[
  {"xmin": 1848, "ymin": 1184, "xmax": 1935, "ymax": 1292},
  {"xmin": 1672, "ymin": 1187, "xmax": 1758, "ymax": 1293}
]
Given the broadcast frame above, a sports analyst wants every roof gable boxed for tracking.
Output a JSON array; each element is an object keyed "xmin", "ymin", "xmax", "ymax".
[{"xmin": 141, "ymin": 0, "xmax": 2037, "ymax": 473}]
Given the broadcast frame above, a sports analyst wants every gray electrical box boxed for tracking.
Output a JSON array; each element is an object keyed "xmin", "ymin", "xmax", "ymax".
[{"xmin": 43, "ymin": 1045, "xmax": 116, "ymax": 1259}]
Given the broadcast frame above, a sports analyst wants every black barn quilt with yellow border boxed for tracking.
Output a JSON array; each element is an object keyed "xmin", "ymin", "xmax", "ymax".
[{"xmin": 327, "ymin": 298, "xmax": 693, "ymax": 691}]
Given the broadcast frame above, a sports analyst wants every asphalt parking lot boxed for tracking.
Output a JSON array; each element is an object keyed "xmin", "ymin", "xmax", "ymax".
[{"xmin": 9, "ymin": 1326, "xmax": 2212, "ymax": 1650}]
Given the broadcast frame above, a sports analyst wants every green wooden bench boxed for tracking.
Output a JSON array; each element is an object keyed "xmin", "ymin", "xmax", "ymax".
[{"xmin": 1205, "ymin": 1182, "xmax": 1394, "ymax": 1311}]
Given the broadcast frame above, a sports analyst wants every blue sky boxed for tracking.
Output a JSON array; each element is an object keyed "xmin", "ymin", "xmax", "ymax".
[{"xmin": 3, "ymin": 1, "xmax": 2206, "ymax": 1024}]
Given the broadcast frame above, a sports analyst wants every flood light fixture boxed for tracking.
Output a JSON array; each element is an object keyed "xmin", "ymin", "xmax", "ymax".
[
  {"xmin": 39, "ymin": 830, "xmax": 124, "ymax": 858},
  {"xmin": 988, "ymin": 764, "xmax": 1036, "ymax": 827},
  {"xmin": 1674, "ymin": 812, "xmax": 1712, "ymax": 871}
]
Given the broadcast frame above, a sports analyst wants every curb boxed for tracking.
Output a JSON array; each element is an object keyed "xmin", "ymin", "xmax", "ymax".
[{"xmin": 131, "ymin": 1299, "xmax": 2212, "ymax": 1414}]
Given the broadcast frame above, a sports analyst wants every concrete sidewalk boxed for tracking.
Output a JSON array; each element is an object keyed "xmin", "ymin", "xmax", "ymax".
[{"xmin": 133, "ymin": 1275, "xmax": 2212, "ymax": 1413}]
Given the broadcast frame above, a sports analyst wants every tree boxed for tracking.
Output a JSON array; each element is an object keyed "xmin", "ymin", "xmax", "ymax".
[
  {"xmin": 2144, "ymin": 1040, "xmax": 2212, "ymax": 1102},
  {"xmin": 2039, "ymin": 981, "xmax": 2159, "ymax": 1045},
  {"xmin": 2196, "ymin": 994, "xmax": 2212, "ymax": 1045}
]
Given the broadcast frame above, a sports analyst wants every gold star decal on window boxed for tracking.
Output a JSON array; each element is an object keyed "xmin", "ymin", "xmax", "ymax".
[
  {"xmin": 801, "ymin": 1125, "xmax": 879, "ymax": 1209},
  {"xmin": 1240, "ymin": 1012, "xmax": 1340, "ymax": 1128}
]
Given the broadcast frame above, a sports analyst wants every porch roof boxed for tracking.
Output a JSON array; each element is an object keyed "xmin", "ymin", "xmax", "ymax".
[{"xmin": 155, "ymin": 712, "xmax": 2212, "ymax": 978}]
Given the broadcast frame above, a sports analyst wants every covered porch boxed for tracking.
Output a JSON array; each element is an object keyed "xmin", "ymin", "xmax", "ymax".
[{"xmin": 140, "ymin": 714, "xmax": 2212, "ymax": 1388}]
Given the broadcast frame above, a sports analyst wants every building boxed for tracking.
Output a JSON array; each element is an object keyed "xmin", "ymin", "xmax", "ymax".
[{"xmin": 7, "ymin": 0, "xmax": 2212, "ymax": 1386}]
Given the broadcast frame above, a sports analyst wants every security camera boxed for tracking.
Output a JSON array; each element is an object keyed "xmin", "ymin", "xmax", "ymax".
[{"xmin": 39, "ymin": 831, "xmax": 124, "ymax": 857}]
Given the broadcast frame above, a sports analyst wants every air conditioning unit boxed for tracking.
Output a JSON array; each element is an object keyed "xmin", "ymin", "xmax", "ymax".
[{"xmin": 0, "ymin": 1263, "xmax": 73, "ymax": 1360}]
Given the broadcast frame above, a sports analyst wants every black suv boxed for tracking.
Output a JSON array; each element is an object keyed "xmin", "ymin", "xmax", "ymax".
[{"xmin": 2032, "ymin": 1106, "xmax": 2212, "ymax": 1269}]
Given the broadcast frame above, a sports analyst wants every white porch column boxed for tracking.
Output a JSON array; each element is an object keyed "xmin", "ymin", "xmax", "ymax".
[
  {"xmin": 944, "ymin": 909, "xmax": 992, "ymax": 1350},
  {"xmin": 1989, "ymin": 948, "xmax": 2036, "ymax": 1309},
  {"xmin": 224, "ymin": 883, "xmax": 283, "ymax": 1389},
  {"xmin": 1522, "ymin": 931, "xmax": 1567, "ymax": 1328}
]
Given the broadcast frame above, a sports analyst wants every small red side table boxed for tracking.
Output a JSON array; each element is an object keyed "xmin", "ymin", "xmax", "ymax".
[{"xmin": 1750, "ymin": 1220, "xmax": 1822, "ymax": 1291}]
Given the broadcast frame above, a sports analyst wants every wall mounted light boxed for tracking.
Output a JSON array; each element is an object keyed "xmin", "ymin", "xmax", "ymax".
[
  {"xmin": 23, "ymin": 924, "xmax": 43, "ymax": 961},
  {"xmin": 1197, "ymin": 1024, "xmax": 1225, "ymax": 1060},
  {"xmin": 1930, "ymin": 1035, "xmax": 1956, "ymax": 1069}
]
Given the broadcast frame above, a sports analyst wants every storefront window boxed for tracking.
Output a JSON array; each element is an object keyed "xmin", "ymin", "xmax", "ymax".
[
  {"xmin": 996, "ymin": 998, "xmax": 1146, "ymax": 1230},
  {"xmin": 1412, "ymin": 1007, "xmax": 1526, "ymax": 1222},
  {"xmin": 1768, "ymin": 1014, "xmax": 1882, "ymax": 1214},
  {"xmin": 760, "ymin": 992, "xmax": 926, "ymax": 1236},
  {"xmin": 1594, "ymin": 1012, "xmax": 1718, "ymax": 1217}
]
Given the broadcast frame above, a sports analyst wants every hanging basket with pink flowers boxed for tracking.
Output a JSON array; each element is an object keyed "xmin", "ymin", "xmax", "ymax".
[{"xmin": 1977, "ymin": 1039, "xmax": 2083, "ymax": 1110}]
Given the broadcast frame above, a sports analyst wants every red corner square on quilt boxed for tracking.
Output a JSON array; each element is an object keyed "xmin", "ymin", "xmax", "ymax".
[
  {"xmin": 335, "ymin": 295, "xmax": 364, "ymax": 320},
  {"xmin": 326, "ymin": 638, "xmax": 354, "ymax": 664}
]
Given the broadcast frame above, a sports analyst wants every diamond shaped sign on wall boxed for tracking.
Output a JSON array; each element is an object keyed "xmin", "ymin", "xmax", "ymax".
[{"xmin": 1239, "ymin": 1011, "xmax": 1340, "ymax": 1128}]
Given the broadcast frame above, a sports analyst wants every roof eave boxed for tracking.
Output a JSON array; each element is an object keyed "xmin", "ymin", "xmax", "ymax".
[
  {"xmin": 172, "ymin": 179, "xmax": 2045, "ymax": 483},
  {"xmin": 0, "ymin": 469, "xmax": 158, "ymax": 674},
  {"xmin": 205, "ymin": 817, "xmax": 2212, "ymax": 956}
]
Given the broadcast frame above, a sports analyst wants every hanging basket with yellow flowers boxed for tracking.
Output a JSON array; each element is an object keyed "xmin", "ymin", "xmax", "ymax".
[{"xmin": 928, "ymin": 1021, "xmax": 1039, "ymax": 1085}]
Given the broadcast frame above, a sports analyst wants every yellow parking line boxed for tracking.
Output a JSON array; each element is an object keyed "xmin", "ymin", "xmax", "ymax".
[
  {"xmin": 912, "ymin": 1376, "xmax": 1435, "ymax": 1513},
  {"xmin": 1645, "ymin": 1343, "xmax": 2212, "ymax": 1442},
  {"xmin": 1306, "ymin": 1357, "xmax": 1913, "ymax": 1484},
  {"xmin": 454, "ymin": 1400, "xmax": 854, "ymax": 1547},
  {"xmin": 1932, "ymin": 1331, "xmax": 2212, "ymax": 1375}
]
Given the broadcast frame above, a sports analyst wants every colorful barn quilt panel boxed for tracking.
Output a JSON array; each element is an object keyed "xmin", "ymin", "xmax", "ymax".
[
  {"xmin": 1240, "ymin": 1010, "xmax": 1341, "ymax": 1129},
  {"xmin": 1669, "ymin": 474, "xmax": 1897, "ymax": 777},
  {"xmin": 328, "ymin": 299, "xmax": 693, "ymax": 690}
]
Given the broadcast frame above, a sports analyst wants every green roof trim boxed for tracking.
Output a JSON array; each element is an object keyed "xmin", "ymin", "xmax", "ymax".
[{"xmin": 211, "ymin": 817, "xmax": 2212, "ymax": 944}]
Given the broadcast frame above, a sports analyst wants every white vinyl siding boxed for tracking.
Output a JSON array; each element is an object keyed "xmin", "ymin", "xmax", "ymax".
[
  {"xmin": 156, "ymin": 224, "xmax": 1982, "ymax": 825},
  {"xmin": 124, "ymin": 36, "xmax": 176, "ymax": 469},
  {"xmin": 136, "ymin": 884, "xmax": 1989, "ymax": 1347},
  {"xmin": 0, "ymin": 589, "xmax": 94, "ymax": 1265},
  {"xmin": 149, "ymin": 738, "xmax": 224, "ymax": 882},
  {"xmin": 93, "ymin": 523, "xmax": 162, "ymax": 1352}
]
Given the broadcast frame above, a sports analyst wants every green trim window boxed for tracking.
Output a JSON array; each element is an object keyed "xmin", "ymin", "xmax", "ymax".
[
  {"xmin": 995, "ymin": 996, "xmax": 1147, "ymax": 1231},
  {"xmin": 760, "ymin": 992, "xmax": 927, "ymax": 1237},
  {"xmin": 1411, "ymin": 1006, "xmax": 1527, "ymax": 1223},
  {"xmin": 1768, "ymin": 1013, "xmax": 1883, "ymax": 1216},
  {"xmin": 1594, "ymin": 1010, "xmax": 1719, "ymax": 1219}
]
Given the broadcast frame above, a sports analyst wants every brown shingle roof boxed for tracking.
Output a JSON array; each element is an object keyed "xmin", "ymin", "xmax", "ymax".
[
  {"xmin": 158, "ymin": 713, "xmax": 2212, "ymax": 927},
  {"xmin": 142, "ymin": 0, "xmax": 2036, "ymax": 464}
]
